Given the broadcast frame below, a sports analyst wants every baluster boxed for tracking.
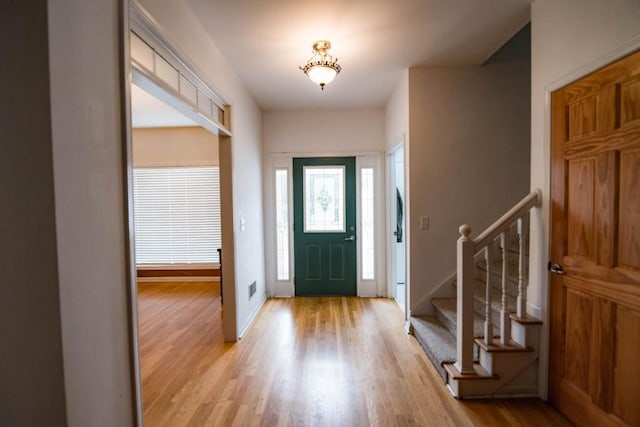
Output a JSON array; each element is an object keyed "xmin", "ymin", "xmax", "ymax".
[
  {"xmin": 456, "ymin": 224, "xmax": 475, "ymax": 374},
  {"xmin": 500, "ymin": 230, "xmax": 511, "ymax": 345},
  {"xmin": 517, "ymin": 215, "xmax": 529, "ymax": 318},
  {"xmin": 483, "ymin": 246, "xmax": 493, "ymax": 345}
]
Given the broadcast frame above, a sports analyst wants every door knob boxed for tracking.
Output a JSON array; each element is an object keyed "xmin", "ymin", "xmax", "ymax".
[
  {"xmin": 345, "ymin": 235, "xmax": 355, "ymax": 241},
  {"xmin": 547, "ymin": 262, "xmax": 566, "ymax": 275}
]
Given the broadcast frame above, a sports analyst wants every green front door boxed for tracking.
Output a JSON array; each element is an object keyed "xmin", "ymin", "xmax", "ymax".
[{"xmin": 293, "ymin": 157, "xmax": 357, "ymax": 296}]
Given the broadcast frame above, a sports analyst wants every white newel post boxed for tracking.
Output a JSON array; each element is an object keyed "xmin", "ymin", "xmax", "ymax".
[{"xmin": 456, "ymin": 224, "xmax": 476, "ymax": 375}]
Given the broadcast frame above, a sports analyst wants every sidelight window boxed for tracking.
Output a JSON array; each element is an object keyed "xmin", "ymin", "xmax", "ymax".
[
  {"xmin": 361, "ymin": 168, "xmax": 375, "ymax": 280},
  {"xmin": 275, "ymin": 169, "xmax": 290, "ymax": 280}
]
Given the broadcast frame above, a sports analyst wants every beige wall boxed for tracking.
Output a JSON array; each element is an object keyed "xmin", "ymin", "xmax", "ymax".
[
  {"xmin": 262, "ymin": 108, "xmax": 385, "ymax": 297},
  {"xmin": 132, "ymin": 126, "xmax": 219, "ymax": 167},
  {"xmin": 529, "ymin": 0, "xmax": 640, "ymax": 313},
  {"xmin": 1, "ymin": 2, "xmax": 68, "ymax": 425},
  {"xmin": 384, "ymin": 70, "xmax": 409, "ymax": 151},
  {"xmin": 263, "ymin": 108, "xmax": 385, "ymax": 154},
  {"xmin": 407, "ymin": 29, "xmax": 531, "ymax": 314},
  {"xmin": 48, "ymin": 0, "xmax": 137, "ymax": 425}
]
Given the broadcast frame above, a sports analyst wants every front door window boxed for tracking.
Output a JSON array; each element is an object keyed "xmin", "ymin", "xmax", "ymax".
[{"xmin": 303, "ymin": 166, "xmax": 345, "ymax": 232}]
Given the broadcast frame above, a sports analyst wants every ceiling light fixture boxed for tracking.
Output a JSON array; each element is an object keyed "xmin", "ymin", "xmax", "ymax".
[{"xmin": 299, "ymin": 40, "xmax": 342, "ymax": 90}]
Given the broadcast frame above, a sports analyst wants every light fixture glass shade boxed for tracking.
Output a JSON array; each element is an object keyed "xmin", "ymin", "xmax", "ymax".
[
  {"xmin": 307, "ymin": 65, "xmax": 337, "ymax": 86},
  {"xmin": 300, "ymin": 40, "xmax": 341, "ymax": 90}
]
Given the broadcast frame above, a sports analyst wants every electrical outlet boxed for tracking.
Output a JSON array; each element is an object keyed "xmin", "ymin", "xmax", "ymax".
[
  {"xmin": 420, "ymin": 216, "xmax": 430, "ymax": 230},
  {"xmin": 249, "ymin": 281, "xmax": 256, "ymax": 298}
]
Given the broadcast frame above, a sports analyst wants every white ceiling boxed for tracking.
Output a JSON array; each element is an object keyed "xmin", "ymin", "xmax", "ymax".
[
  {"xmin": 131, "ymin": 84, "xmax": 197, "ymax": 128},
  {"xmin": 186, "ymin": 0, "xmax": 532, "ymax": 110}
]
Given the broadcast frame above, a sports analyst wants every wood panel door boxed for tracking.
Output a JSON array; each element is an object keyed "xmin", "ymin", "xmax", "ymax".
[{"xmin": 550, "ymin": 49, "xmax": 640, "ymax": 427}]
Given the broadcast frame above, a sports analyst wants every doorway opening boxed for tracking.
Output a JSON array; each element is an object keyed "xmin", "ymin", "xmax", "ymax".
[
  {"xmin": 130, "ymin": 84, "xmax": 222, "ymax": 280},
  {"xmin": 388, "ymin": 144, "xmax": 406, "ymax": 312},
  {"xmin": 130, "ymin": 81, "xmax": 224, "ymax": 420},
  {"xmin": 125, "ymin": 3, "xmax": 236, "ymax": 422}
]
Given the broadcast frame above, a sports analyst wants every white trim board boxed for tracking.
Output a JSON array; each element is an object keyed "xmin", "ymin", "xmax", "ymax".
[
  {"xmin": 137, "ymin": 277, "xmax": 220, "ymax": 283},
  {"xmin": 238, "ymin": 293, "xmax": 268, "ymax": 339},
  {"xmin": 386, "ymin": 141, "xmax": 407, "ymax": 311}
]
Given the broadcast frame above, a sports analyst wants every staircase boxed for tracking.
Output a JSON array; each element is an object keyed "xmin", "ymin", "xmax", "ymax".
[{"xmin": 410, "ymin": 190, "xmax": 542, "ymax": 398}]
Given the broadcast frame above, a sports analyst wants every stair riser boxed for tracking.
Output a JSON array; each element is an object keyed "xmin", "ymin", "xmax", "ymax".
[
  {"xmin": 511, "ymin": 321, "xmax": 541, "ymax": 350},
  {"xmin": 434, "ymin": 305, "xmax": 457, "ymax": 337},
  {"xmin": 479, "ymin": 350, "xmax": 537, "ymax": 377},
  {"xmin": 447, "ymin": 352, "xmax": 538, "ymax": 398},
  {"xmin": 448, "ymin": 376, "xmax": 538, "ymax": 399},
  {"xmin": 447, "ymin": 378, "xmax": 503, "ymax": 399}
]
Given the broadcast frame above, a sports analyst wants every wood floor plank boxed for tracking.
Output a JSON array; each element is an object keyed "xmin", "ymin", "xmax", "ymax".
[{"xmin": 138, "ymin": 283, "xmax": 571, "ymax": 426}]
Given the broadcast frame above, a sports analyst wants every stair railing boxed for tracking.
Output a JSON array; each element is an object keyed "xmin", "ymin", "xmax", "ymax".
[{"xmin": 454, "ymin": 189, "xmax": 541, "ymax": 375}]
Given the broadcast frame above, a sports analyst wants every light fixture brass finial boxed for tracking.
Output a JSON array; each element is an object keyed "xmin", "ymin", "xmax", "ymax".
[{"xmin": 299, "ymin": 40, "xmax": 342, "ymax": 90}]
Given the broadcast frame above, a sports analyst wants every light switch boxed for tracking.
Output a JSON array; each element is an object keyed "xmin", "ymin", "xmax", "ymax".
[
  {"xmin": 240, "ymin": 217, "xmax": 246, "ymax": 231},
  {"xmin": 420, "ymin": 216, "xmax": 430, "ymax": 230}
]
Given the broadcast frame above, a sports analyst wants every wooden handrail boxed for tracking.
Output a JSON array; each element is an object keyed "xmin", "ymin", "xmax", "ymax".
[
  {"xmin": 473, "ymin": 189, "xmax": 541, "ymax": 251},
  {"xmin": 455, "ymin": 189, "xmax": 542, "ymax": 373}
]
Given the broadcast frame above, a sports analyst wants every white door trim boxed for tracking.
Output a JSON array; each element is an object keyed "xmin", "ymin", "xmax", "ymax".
[
  {"xmin": 386, "ymin": 140, "xmax": 407, "ymax": 319},
  {"xmin": 122, "ymin": 2, "xmax": 240, "ymax": 423}
]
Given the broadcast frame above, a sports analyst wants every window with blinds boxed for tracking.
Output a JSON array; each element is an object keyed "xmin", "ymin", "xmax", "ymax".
[{"xmin": 133, "ymin": 166, "xmax": 221, "ymax": 264}]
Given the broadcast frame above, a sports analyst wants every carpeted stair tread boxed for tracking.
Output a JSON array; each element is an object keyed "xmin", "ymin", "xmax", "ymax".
[
  {"xmin": 410, "ymin": 315, "xmax": 456, "ymax": 382},
  {"xmin": 432, "ymin": 297, "xmax": 488, "ymax": 338}
]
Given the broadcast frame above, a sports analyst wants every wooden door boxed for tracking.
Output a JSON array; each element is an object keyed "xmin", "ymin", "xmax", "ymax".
[
  {"xmin": 293, "ymin": 157, "xmax": 357, "ymax": 296},
  {"xmin": 550, "ymin": 49, "xmax": 640, "ymax": 426}
]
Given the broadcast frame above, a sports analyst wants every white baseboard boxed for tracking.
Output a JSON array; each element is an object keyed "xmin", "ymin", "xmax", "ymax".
[
  {"xmin": 238, "ymin": 293, "xmax": 267, "ymax": 339},
  {"xmin": 358, "ymin": 280, "xmax": 378, "ymax": 297},
  {"xmin": 136, "ymin": 263, "xmax": 220, "ymax": 270},
  {"xmin": 137, "ymin": 276, "xmax": 220, "ymax": 283},
  {"xmin": 526, "ymin": 302, "xmax": 541, "ymax": 319},
  {"xmin": 269, "ymin": 281, "xmax": 294, "ymax": 297}
]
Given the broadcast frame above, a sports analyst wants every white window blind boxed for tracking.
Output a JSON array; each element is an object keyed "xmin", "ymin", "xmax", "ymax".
[{"xmin": 133, "ymin": 166, "xmax": 221, "ymax": 264}]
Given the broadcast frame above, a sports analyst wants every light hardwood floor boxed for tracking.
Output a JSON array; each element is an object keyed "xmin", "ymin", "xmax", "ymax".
[{"xmin": 138, "ymin": 282, "xmax": 571, "ymax": 427}]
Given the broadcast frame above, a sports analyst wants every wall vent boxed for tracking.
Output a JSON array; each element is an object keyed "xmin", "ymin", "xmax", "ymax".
[{"xmin": 249, "ymin": 281, "xmax": 256, "ymax": 298}]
